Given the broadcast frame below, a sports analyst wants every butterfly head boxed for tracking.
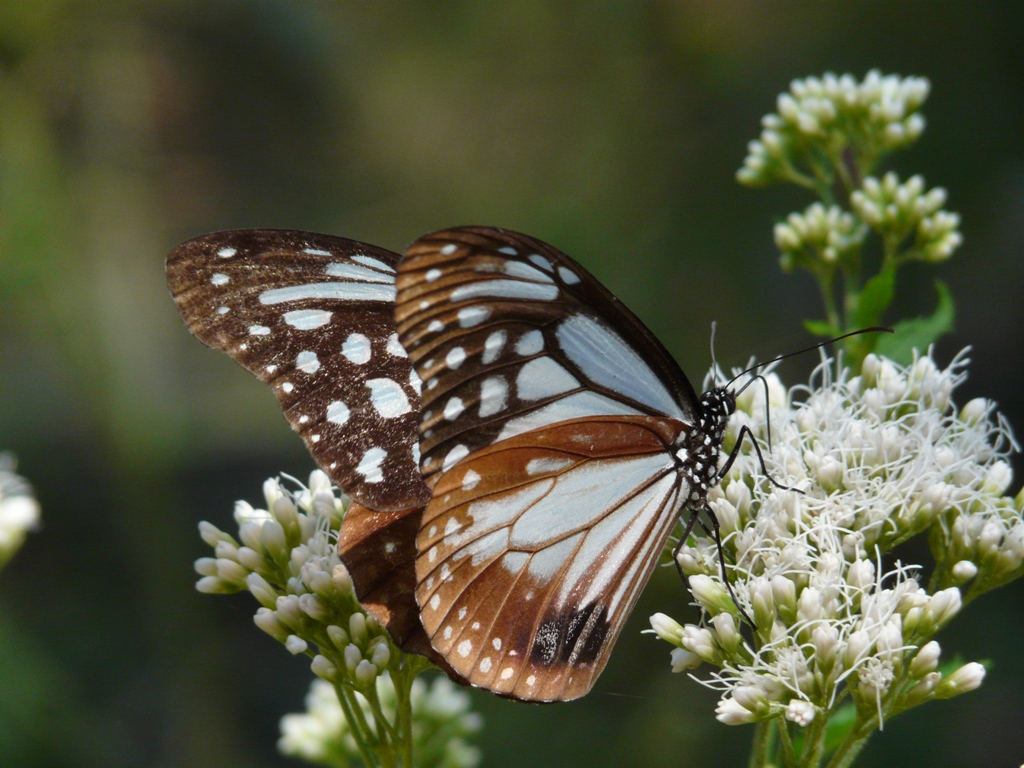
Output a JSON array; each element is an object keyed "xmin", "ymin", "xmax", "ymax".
[{"xmin": 698, "ymin": 386, "xmax": 736, "ymax": 445}]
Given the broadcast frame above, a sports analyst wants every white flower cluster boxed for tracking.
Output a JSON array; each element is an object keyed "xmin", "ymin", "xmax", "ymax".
[
  {"xmin": 280, "ymin": 675, "xmax": 482, "ymax": 768},
  {"xmin": 196, "ymin": 470, "xmax": 483, "ymax": 767},
  {"xmin": 651, "ymin": 351, "xmax": 1020, "ymax": 728},
  {"xmin": 195, "ymin": 471, "xmax": 399, "ymax": 691},
  {"xmin": 851, "ymin": 173, "xmax": 962, "ymax": 262},
  {"xmin": 773, "ymin": 203, "xmax": 865, "ymax": 272},
  {"xmin": 0, "ymin": 453, "xmax": 40, "ymax": 568},
  {"xmin": 738, "ymin": 71, "xmax": 929, "ymax": 187}
]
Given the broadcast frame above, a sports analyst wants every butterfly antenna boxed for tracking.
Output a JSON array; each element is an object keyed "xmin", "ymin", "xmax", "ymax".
[
  {"xmin": 726, "ymin": 326, "xmax": 893, "ymax": 390},
  {"xmin": 710, "ymin": 321, "xmax": 720, "ymax": 388}
]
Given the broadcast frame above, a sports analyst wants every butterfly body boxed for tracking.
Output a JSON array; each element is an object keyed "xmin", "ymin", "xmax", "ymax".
[{"xmin": 168, "ymin": 226, "xmax": 737, "ymax": 702}]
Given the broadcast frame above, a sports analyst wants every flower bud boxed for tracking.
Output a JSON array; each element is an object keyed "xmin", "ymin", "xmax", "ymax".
[
  {"xmin": 349, "ymin": 612, "xmax": 368, "ymax": 647},
  {"xmin": 681, "ymin": 626, "xmax": 723, "ymax": 665},
  {"xmin": 344, "ymin": 643, "xmax": 362, "ymax": 673},
  {"xmin": 935, "ymin": 662, "xmax": 986, "ymax": 698},
  {"xmin": 246, "ymin": 572, "xmax": 279, "ymax": 609},
  {"xmin": 259, "ymin": 520, "xmax": 288, "ymax": 560},
  {"xmin": 712, "ymin": 612, "xmax": 742, "ymax": 655},
  {"xmin": 649, "ymin": 613, "xmax": 685, "ymax": 647},
  {"xmin": 235, "ymin": 546, "xmax": 265, "ymax": 571},
  {"xmin": 909, "ymin": 640, "xmax": 941, "ymax": 678},
  {"xmin": 310, "ymin": 654, "xmax": 337, "ymax": 681},
  {"xmin": 785, "ymin": 699, "xmax": 816, "ymax": 727},
  {"xmin": 951, "ymin": 560, "xmax": 978, "ymax": 583},
  {"xmin": 371, "ymin": 642, "xmax": 391, "ymax": 668},
  {"xmin": 333, "ymin": 564, "xmax": 354, "ymax": 595},
  {"xmin": 771, "ymin": 576, "xmax": 798, "ymax": 623},
  {"xmin": 253, "ymin": 607, "xmax": 290, "ymax": 642},
  {"xmin": 812, "ymin": 624, "xmax": 839, "ymax": 674},
  {"xmin": 689, "ymin": 575, "xmax": 735, "ymax": 617},
  {"xmin": 326, "ymin": 625, "xmax": 349, "ymax": 650},
  {"xmin": 716, "ymin": 697, "xmax": 760, "ymax": 725},
  {"xmin": 285, "ymin": 635, "xmax": 308, "ymax": 655},
  {"xmin": 299, "ymin": 593, "xmax": 329, "ymax": 622},
  {"xmin": 902, "ymin": 671, "xmax": 940, "ymax": 708},
  {"xmin": 749, "ymin": 578, "xmax": 774, "ymax": 631},
  {"xmin": 354, "ymin": 659, "xmax": 378, "ymax": 686},
  {"xmin": 922, "ymin": 588, "xmax": 961, "ymax": 633},
  {"xmin": 194, "ymin": 557, "xmax": 218, "ymax": 577},
  {"xmin": 670, "ymin": 647, "xmax": 702, "ymax": 672}
]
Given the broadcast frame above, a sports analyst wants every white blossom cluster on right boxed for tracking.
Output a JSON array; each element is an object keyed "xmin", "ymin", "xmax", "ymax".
[{"xmin": 651, "ymin": 350, "xmax": 1021, "ymax": 727}]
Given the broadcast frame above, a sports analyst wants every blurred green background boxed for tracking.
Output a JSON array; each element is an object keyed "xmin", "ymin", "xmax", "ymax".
[{"xmin": 1, "ymin": 2, "xmax": 1023, "ymax": 766}]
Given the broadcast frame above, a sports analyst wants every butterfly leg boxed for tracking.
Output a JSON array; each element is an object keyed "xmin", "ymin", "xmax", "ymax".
[
  {"xmin": 717, "ymin": 424, "xmax": 799, "ymax": 493},
  {"xmin": 671, "ymin": 506, "xmax": 755, "ymax": 627}
]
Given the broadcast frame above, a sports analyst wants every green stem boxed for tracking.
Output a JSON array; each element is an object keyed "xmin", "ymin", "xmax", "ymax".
[
  {"xmin": 824, "ymin": 724, "xmax": 872, "ymax": 768},
  {"xmin": 777, "ymin": 719, "xmax": 798, "ymax": 767},
  {"xmin": 816, "ymin": 271, "xmax": 842, "ymax": 336},
  {"xmin": 798, "ymin": 714, "xmax": 828, "ymax": 768},
  {"xmin": 393, "ymin": 666, "xmax": 415, "ymax": 768},
  {"xmin": 364, "ymin": 683, "xmax": 400, "ymax": 749},
  {"xmin": 750, "ymin": 720, "xmax": 774, "ymax": 768},
  {"xmin": 334, "ymin": 682, "xmax": 380, "ymax": 768}
]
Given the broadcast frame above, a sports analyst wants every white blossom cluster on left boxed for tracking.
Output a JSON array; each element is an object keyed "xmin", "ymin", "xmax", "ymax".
[
  {"xmin": 0, "ymin": 454, "xmax": 40, "ymax": 569},
  {"xmin": 195, "ymin": 470, "xmax": 482, "ymax": 768}
]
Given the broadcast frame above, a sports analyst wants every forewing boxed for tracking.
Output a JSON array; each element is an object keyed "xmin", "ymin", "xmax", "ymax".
[
  {"xmin": 415, "ymin": 416, "xmax": 688, "ymax": 701},
  {"xmin": 395, "ymin": 226, "xmax": 701, "ymax": 482},
  {"xmin": 167, "ymin": 229, "xmax": 430, "ymax": 511}
]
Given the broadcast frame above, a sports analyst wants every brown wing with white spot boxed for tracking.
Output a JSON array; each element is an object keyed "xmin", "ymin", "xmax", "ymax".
[
  {"xmin": 415, "ymin": 416, "xmax": 689, "ymax": 702},
  {"xmin": 395, "ymin": 226, "xmax": 701, "ymax": 483},
  {"xmin": 167, "ymin": 230, "xmax": 430, "ymax": 512}
]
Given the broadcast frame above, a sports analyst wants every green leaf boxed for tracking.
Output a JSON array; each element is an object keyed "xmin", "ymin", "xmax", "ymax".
[
  {"xmin": 853, "ymin": 268, "xmax": 896, "ymax": 329},
  {"xmin": 823, "ymin": 703, "xmax": 859, "ymax": 754},
  {"xmin": 804, "ymin": 319, "xmax": 835, "ymax": 337},
  {"xmin": 875, "ymin": 280, "xmax": 955, "ymax": 364}
]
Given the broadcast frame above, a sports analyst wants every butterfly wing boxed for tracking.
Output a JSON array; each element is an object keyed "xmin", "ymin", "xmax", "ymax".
[
  {"xmin": 167, "ymin": 229, "xmax": 431, "ymax": 512},
  {"xmin": 387, "ymin": 227, "xmax": 701, "ymax": 700},
  {"xmin": 416, "ymin": 416, "xmax": 688, "ymax": 701},
  {"xmin": 396, "ymin": 226, "xmax": 701, "ymax": 482}
]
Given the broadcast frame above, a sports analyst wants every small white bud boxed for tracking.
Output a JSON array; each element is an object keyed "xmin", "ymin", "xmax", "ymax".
[
  {"xmin": 785, "ymin": 699, "xmax": 816, "ymax": 727},
  {"xmin": 909, "ymin": 640, "xmax": 941, "ymax": 678},
  {"xmin": 285, "ymin": 635, "xmax": 308, "ymax": 655},
  {"xmin": 712, "ymin": 612, "xmax": 742, "ymax": 655},
  {"xmin": 246, "ymin": 572, "xmax": 279, "ymax": 609},
  {"xmin": 650, "ymin": 613, "xmax": 685, "ymax": 646},
  {"xmin": 670, "ymin": 647, "xmax": 702, "ymax": 672},
  {"xmin": 371, "ymin": 642, "xmax": 391, "ymax": 668},
  {"xmin": 716, "ymin": 697, "xmax": 759, "ymax": 725},
  {"xmin": 326, "ymin": 625, "xmax": 349, "ymax": 649},
  {"xmin": 253, "ymin": 607, "xmax": 290, "ymax": 642},
  {"xmin": 355, "ymin": 659, "xmax": 378, "ymax": 686},
  {"xmin": 194, "ymin": 557, "xmax": 218, "ymax": 577},
  {"xmin": 298, "ymin": 593, "xmax": 329, "ymax": 621},
  {"xmin": 310, "ymin": 654, "xmax": 337, "ymax": 681},
  {"xmin": 952, "ymin": 560, "xmax": 978, "ymax": 583},
  {"xmin": 923, "ymin": 588, "xmax": 961, "ymax": 631},
  {"xmin": 689, "ymin": 575, "xmax": 735, "ymax": 616},
  {"xmin": 349, "ymin": 612, "xmax": 368, "ymax": 647},
  {"xmin": 936, "ymin": 662, "xmax": 986, "ymax": 698},
  {"xmin": 344, "ymin": 643, "xmax": 362, "ymax": 672}
]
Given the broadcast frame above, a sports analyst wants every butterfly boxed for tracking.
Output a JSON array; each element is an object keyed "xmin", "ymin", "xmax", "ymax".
[{"xmin": 167, "ymin": 226, "xmax": 741, "ymax": 702}]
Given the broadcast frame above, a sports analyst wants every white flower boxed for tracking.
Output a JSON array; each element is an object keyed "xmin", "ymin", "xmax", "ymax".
[
  {"xmin": 0, "ymin": 454, "xmax": 40, "ymax": 567},
  {"xmin": 279, "ymin": 675, "xmax": 482, "ymax": 768},
  {"xmin": 656, "ymin": 351, "xmax": 1014, "ymax": 726},
  {"xmin": 738, "ymin": 71, "xmax": 929, "ymax": 187}
]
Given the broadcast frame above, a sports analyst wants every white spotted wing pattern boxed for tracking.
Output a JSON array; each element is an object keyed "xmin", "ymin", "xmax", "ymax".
[
  {"xmin": 167, "ymin": 229, "xmax": 430, "ymax": 512},
  {"xmin": 377, "ymin": 227, "xmax": 735, "ymax": 701}
]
